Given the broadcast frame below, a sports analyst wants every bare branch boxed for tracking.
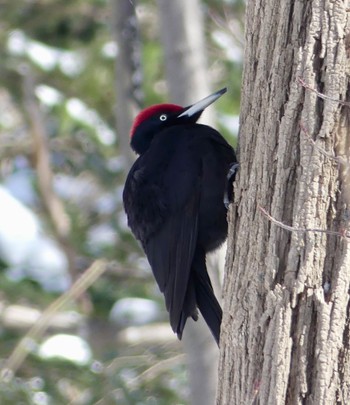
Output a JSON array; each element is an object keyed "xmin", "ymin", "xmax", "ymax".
[
  {"xmin": 259, "ymin": 206, "xmax": 350, "ymax": 240},
  {"xmin": 20, "ymin": 67, "xmax": 95, "ymax": 311},
  {"xmin": 0, "ymin": 259, "xmax": 108, "ymax": 380},
  {"xmin": 300, "ymin": 123, "xmax": 337, "ymax": 160},
  {"xmin": 0, "ymin": 303, "xmax": 84, "ymax": 331},
  {"xmin": 23, "ymin": 69, "xmax": 71, "ymax": 240},
  {"xmin": 117, "ymin": 323, "xmax": 179, "ymax": 346},
  {"xmin": 126, "ymin": 354, "xmax": 185, "ymax": 388},
  {"xmin": 300, "ymin": 123, "xmax": 350, "ymax": 169},
  {"xmin": 297, "ymin": 77, "xmax": 350, "ymax": 107}
]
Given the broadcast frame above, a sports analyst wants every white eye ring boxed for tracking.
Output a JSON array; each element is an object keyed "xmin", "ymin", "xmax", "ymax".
[{"xmin": 159, "ymin": 114, "xmax": 167, "ymax": 121}]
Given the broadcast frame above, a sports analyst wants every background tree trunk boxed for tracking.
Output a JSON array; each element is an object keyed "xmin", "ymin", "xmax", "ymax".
[
  {"xmin": 112, "ymin": 0, "xmax": 142, "ymax": 165},
  {"xmin": 157, "ymin": 0, "xmax": 221, "ymax": 404},
  {"xmin": 218, "ymin": 1, "xmax": 350, "ymax": 404}
]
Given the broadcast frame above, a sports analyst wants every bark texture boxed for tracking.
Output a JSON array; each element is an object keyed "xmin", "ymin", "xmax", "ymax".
[{"xmin": 218, "ymin": 1, "xmax": 350, "ymax": 404}]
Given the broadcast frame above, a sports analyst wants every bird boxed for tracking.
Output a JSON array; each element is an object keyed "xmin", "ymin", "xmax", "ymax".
[{"xmin": 123, "ymin": 88, "xmax": 238, "ymax": 345}]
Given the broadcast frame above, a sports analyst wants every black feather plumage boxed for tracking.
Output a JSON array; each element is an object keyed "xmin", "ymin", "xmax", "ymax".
[{"xmin": 123, "ymin": 91, "xmax": 237, "ymax": 345}]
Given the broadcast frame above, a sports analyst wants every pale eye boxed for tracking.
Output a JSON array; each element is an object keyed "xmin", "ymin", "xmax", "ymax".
[{"xmin": 159, "ymin": 114, "xmax": 167, "ymax": 121}]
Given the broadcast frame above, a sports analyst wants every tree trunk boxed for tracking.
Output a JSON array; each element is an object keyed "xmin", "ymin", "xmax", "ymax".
[
  {"xmin": 112, "ymin": 0, "xmax": 142, "ymax": 165},
  {"xmin": 218, "ymin": 1, "xmax": 350, "ymax": 404},
  {"xmin": 156, "ymin": 1, "xmax": 220, "ymax": 404}
]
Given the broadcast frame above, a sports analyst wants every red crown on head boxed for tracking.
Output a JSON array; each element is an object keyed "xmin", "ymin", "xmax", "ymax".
[{"xmin": 130, "ymin": 104, "xmax": 183, "ymax": 137}]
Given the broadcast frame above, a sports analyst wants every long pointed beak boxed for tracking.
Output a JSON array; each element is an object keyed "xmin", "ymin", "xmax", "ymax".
[{"xmin": 178, "ymin": 87, "xmax": 227, "ymax": 118}]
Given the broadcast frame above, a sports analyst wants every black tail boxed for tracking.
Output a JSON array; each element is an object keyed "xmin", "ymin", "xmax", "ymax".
[
  {"xmin": 193, "ymin": 250, "xmax": 223, "ymax": 346},
  {"xmin": 176, "ymin": 278, "xmax": 198, "ymax": 340}
]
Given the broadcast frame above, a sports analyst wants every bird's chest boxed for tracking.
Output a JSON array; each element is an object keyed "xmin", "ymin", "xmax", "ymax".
[
  {"xmin": 125, "ymin": 140, "xmax": 199, "ymax": 237},
  {"xmin": 137, "ymin": 135, "xmax": 195, "ymax": 190}
]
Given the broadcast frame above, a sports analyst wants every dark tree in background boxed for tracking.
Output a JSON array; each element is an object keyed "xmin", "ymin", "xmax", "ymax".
[{"xmin": 112, "ymin": 0, "xmax": 142, "ymax": 165}]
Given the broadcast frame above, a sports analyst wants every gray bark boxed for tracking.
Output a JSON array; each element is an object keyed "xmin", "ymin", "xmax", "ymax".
[
  {"xmin": 156, "ymin": 0, "xmax": 220, "ymax": 404},
  {"xmin": 218, "ymin": 1, "xmax": 350, "ymax": 404}
]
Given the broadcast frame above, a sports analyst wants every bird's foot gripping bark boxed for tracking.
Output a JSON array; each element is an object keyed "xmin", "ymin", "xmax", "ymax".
[{"xmin": 224, "ymin": 163, "xmax": 239, "ymax": 209}]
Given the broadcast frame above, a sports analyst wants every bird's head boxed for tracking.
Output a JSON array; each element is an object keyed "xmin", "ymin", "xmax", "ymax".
[{"xmin": 129, "ymin": 88, "xmax": 227, "ymax": 155}]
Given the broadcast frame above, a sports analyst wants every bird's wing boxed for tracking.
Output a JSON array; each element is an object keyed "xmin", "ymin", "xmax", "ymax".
[
  {"xmin": 129, "ymin": 135, "xmax": 203, "ymax": 334},
  {"xmin": 123, "ymin": 158, "xmax": 168, "ymax": 243},
  {"xmin": 144, "ymin": 170, "xmax": 201, "ymax": 334}
]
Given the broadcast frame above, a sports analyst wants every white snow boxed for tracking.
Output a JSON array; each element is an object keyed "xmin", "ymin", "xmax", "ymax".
[
  {"xmin": 0, "ymin": 185, "xmax": 70, "ymax": 292},
  {"xmin": 38, "ymin": 334, "xmax": 92, "ymax": 366},
  {"xmin": 110, "ymin": 297, "xmax": 160, "ymax": 326}
]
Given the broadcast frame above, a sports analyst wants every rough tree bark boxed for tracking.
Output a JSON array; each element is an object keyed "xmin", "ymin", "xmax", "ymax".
[
  {"xmin": 156, "ymin": 1, "xmax": 221, "ymax": 404},
  {"xmin": 218, "ymin": 1, "xmax": 350, "ymax": 404}
]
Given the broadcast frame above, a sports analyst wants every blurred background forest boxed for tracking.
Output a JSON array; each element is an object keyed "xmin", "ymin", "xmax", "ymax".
[{"xmin": 0, "ymin": 0, "xmax": 244, "ymax": 404}]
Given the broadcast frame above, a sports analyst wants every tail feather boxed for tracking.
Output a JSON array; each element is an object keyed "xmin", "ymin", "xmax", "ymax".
[
  {"xmin": 176, "ymin": 278, "xmax": 198, "ymax": 340},
  {"xmin": 175, "ymin": 249, "xmax": 223, "ymax": 345},
  {"xmin": 193, "ymin": 249, "xmax": 222, "ymax": 346},
  {"xmin": 195, "ymin": 270, "xmax": 222, "ymax": 346}
]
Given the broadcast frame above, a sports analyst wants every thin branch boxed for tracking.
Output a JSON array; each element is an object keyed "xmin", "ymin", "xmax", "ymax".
[
  {"xmin": 0, "ymin": 139, "xmax": 33, "ymax": 159},
  {"xmin": 21, "ymin": 67, "xmax": 95, "ymax": 311},
  {"xmin": 300, "ymin": 123, "xmax": 337, "ymax": 160},
  {"xmin": 107, "ymin": 262, "xmax": 152, "ymax": 280},
  {"xmin": 0, "ymin": 136, "xmax": 90, "ymax": 161},
  {"xmin": 0, "ymin": 303, "xmax": 84, "ymax": 331},
  {"xmin": 126, "ymin": 354, "xmax": 185, "ymax": 388},
  {"xmin": 106, "ymin": 354, "xmax": 155, "ymax": 374},
  {"xmin": 297, "ymin": 77, "xmax": 350, "ymax": 107},
  {"xmin": 23, "ymin": 68, "xmax": 71, "ymax": 241},
  {"xmin": 299, "ymin": 123, "xmax": 350, "ymax": 169},
  {"xmin": 0, "ymin": 259, "xmax": 108, "ymax": 380},
  {"xmin": 94, "ymin": 353, "xmax": 184, "ymax": 405},
  {"xmin": 259, "ymin": 206, "xmax": 350, "ymax": 240}
]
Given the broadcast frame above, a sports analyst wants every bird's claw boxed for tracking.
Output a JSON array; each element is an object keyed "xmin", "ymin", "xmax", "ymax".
[
  {"xmin": 227, "ymin": 163, "xmax": 239, "ymax": 181},
  {"xmin": 224, "ymin": 163, "xmax": 239, "ymax": 209}
]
